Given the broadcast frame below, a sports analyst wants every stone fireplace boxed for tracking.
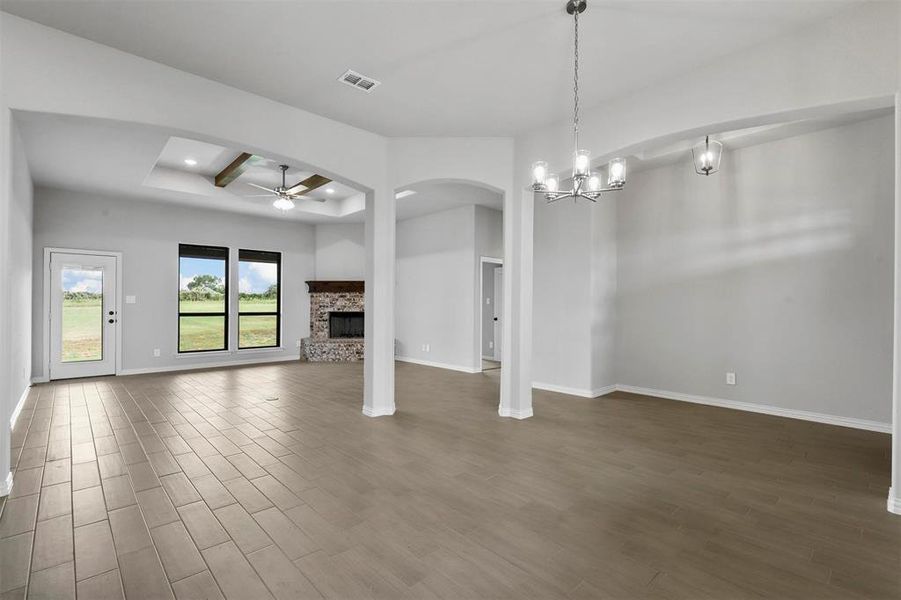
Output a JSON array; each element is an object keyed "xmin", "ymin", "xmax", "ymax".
[{"xmin": 301, "ymin": 281, "xmax": 364, "ymax": 362}]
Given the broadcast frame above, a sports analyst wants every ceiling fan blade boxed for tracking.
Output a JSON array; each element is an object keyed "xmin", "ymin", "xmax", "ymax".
[
  {"xmin": 215, "ymin": 152, "xmax": 258, "ymax": 187},
  {"xmin": 286, "ymin": 174, "xmax": 331, "ymax": 195},
  {"xmin": 244, "ymin": 194, "xmax": 275, "ymax": 198},
  {"xmin": 245, "ymin": 182, "xmax": 275, "ymax": 193}
]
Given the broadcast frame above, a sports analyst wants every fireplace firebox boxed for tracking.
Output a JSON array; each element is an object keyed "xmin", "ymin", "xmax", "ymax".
[{"xmin": 329, "ymin": 311, "xmax": 364, "ymax": 339}]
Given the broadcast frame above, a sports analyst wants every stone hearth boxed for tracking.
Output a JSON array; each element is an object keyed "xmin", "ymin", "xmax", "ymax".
[{"xmin": 301, "ymin": 281, "xmax": 364, "ymax": 362}]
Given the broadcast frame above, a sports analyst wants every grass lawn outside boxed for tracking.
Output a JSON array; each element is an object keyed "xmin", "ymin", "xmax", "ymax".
[
  {"xmin": 62, "ymin": 296, "xmax": 280, "ymax": 357},
  {"xmin": 179, "ymin": 297, "xmax": 278, "ymax": 351},
  {"xmin": 61, "ymin": 297, "xmax": 103, "ymax": 361}
]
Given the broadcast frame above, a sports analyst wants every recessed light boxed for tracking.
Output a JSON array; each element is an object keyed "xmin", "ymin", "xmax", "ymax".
[
  {"xmin": 395, "ymin": 190, "xmax": 416, "ymax": 199},
  {"xmin": 184, "ymin": 158, "xmax": 198, "ymax": 166},
  {"xmin": 325, "ymin": 188, "xmax": 335, "ymax": 194}
]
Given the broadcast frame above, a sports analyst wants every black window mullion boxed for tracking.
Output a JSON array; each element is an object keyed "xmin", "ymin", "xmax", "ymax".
[
  {"xmin": 178, "ymin": 244, "xmax": 229, "ymax": 353},
  {"xmin": 238, "ymin": 249, "xmax": 281, "ymax": 350}
]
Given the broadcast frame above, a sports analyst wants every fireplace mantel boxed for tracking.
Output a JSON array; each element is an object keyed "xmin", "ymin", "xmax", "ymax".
[{"xmin": 306, "ymin": 280, "xmax": 364, "ymax": 294}]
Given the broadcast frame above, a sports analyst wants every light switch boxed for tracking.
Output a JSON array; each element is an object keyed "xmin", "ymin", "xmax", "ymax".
[{"xmin": 125, "ymin": 295, "xmax": 136, "ymax": 304}]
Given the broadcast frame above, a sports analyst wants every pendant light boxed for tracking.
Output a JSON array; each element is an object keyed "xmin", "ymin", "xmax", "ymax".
[{"xmin": 692, "ymin": 136, "xmax": 723, "ymax": 176}]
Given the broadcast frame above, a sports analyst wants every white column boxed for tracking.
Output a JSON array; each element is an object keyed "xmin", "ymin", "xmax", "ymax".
[
  {"xmin": 499, "ymin": 188, "xmax": 534, "ymax": 419},
  {"xmin": 891, "ymin": 91, "xmax": 901, "ymax": 515},
  {"xmin": 363, "ymin": 186, "xmax": 396, "ymax": 417}
]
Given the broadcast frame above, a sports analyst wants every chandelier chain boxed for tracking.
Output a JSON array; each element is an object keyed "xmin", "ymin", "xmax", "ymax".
[{"xmin": 573, "ymin": 5, "xmax": 580, "ymax": 152}]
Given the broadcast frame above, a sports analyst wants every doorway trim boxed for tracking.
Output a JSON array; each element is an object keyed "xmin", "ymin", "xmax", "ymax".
[
  {"xmin": 41, "ymin": 247, "xmax": 124, "ymax": 382},
  {"xmin": 479, "ymin": 256, "xmax": 503, "ymax": 372}
]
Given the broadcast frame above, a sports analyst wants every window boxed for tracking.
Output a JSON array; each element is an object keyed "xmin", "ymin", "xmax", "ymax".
[
  {"xmin": 178, "ymin": 244, "xmax": 228, "ymax": 352},
  {"xmin": 238, "ymin": 249, "xmax": 281, "ymax": 349}
]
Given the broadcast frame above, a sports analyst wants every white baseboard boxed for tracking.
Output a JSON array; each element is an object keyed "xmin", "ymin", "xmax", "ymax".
[
  {"xmin": 9, "ymin": 385, "xmax": 30, "ymax": 430},
  {"xmin": 498, "ymin": 406, "xmax": 533, "ymax": 419},
  {"xmin": 614, "ymin": 384, "xmax": 892, "ymax": 433},
  {"xmin": 395, "ymin": 356, "xmax": 480, "ymax": 374},
  {"xmin": 532, "ymin": 381, "xmax": 616, "ymax": 398},
  {"xmin": 889, "ymin": 487, "xmax": 901, "ymax": 516},
  {"xmin": 362, "ymin": 405, "xmax": 396, "ymax": 418},
  {"xmin": 31, "ymin": 375, "xmax": 49, "ymax": 384},
  {"xmin": 0, "ymin": 472, "xmax": 12, "ymax": 497},
  {"xmin": 594, "ymin": 385, "xmax": 618, "ymax": 397},
  {"xmin": 118, "ymin": 354, "xmax": 300, "ymax": 376}
]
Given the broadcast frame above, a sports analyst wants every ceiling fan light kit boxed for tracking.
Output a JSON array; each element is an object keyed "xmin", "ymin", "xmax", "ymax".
[
  {"xmin": 531, "ymin": 0, "xmax": 627, "ymax": 204},
  {"xmin": 272, "ymin": 197, "xmax": 296, "ymax": 211}
]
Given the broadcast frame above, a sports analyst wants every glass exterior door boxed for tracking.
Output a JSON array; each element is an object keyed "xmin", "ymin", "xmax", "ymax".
[{"xmin": 49, "ymin": 252, "xmax": 118, "ymax": 379}]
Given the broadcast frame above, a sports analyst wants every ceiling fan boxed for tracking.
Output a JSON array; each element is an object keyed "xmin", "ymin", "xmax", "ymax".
[{"xmin": 244, "ymin": 164, "xmax": 332, "ymax": 211}]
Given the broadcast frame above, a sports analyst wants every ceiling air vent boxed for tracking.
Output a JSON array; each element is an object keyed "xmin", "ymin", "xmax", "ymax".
[{"xmin": 338, "ymin": 69, "xmax": 381, "ymax": 93}]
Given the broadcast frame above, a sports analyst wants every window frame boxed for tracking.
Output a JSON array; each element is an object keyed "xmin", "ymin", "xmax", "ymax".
[
  {"xmin": 177, "ymin": 243, "xmax": 230, "ymax": 354},
  {"xmin": 237, "ymin": 249, "xmax": 282, "ymax": 350}
]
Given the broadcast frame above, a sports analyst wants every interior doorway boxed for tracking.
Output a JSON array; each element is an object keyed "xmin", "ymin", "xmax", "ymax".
[{"xmin": 480, "ymin": 257, "xmax": 503, "ymax": 372}]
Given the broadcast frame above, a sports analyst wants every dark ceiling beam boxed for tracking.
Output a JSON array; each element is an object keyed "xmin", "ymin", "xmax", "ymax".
[
  {"xmin": 214, "ymin": 152, "xmax": 256, "ymax": 187},
  {"xmin": 286, "ymin": 174, "xmax": 331, "ymax": 195}
]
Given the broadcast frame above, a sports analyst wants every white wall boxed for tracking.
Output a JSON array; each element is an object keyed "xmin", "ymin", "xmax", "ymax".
[
  {"xmin": 891, "ymin": 11, "xmax": 901, "ymax": 513},
  {"xmin": 32, "ymin": 188, "xmax": 315, "ymax": 375},
  {"xmin": 590, "ymin": 196, "xmax": 617, "ymax": 394},
  {"xmin": 395, "ymin": 204, "xmax": 502, "ymax": 371},
  {"xmin": 616, "ymin": 115, "xmax": 895, "ymax": 425},
  {"xmin": 396, "ymin": 205, "xmax": 475, "ymax": 370},
  {"xmin": 0, "ymin": 110, "xmax": 34, "ymax": 494},
  {"xmin": 532, "ymin": 192, "xmax": 595, "ymax": 393},
  {"xmin": 8, "ymin": 119, "xmax": 33, "ymax": 412},
  {"xmin": 314, "ymin": 223, "xmax": 365, "ymax": 280},
  {"xmin": 0, "ymin": 107, "xmax": 10, "ymax": 494}
]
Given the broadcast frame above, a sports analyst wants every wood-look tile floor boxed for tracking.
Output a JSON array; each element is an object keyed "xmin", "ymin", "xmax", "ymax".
[{"xmin": 1, "ymin": 360, "xmax": 899, "ymax": 599}]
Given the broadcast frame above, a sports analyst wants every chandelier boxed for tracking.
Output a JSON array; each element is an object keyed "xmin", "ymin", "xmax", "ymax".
[{"xmin": 531, "ymin": 0, "xmax": 626, "ymax": 202}]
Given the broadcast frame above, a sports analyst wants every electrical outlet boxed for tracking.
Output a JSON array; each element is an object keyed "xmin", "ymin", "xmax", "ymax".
[
  {"xmin": 153, "ymin": 349, "xmax": 160, "ymax": 357},
  {"xmin": 726, "ymin": 371, "xmax": 736, "ymax": 385},
  {"xmin": 489, "ymin": 341, "xmax": 494, "ymax": 349},
  {"xmin": 486, "ymin": 297, "xmax": 491, "ymax": 305},
  {"xmin": 422, "ymin": 344, "xmax": 430, "ymax": 353},
  {"xmin": 295, "ymin": 340, "xmax": 301, "ymax": 348}
]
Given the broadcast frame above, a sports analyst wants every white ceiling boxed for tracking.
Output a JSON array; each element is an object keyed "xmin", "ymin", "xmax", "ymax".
[
  {"xmin": 0, "ymin": 0, "xmax": 857, "ymax": 136},
  {"xmin": 14, "ymin": 112, "xmax": 502, "ymax": 223},
  {"xmin": 149, "ymin": 136, "xmax": 364, "ymax": 219}
]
